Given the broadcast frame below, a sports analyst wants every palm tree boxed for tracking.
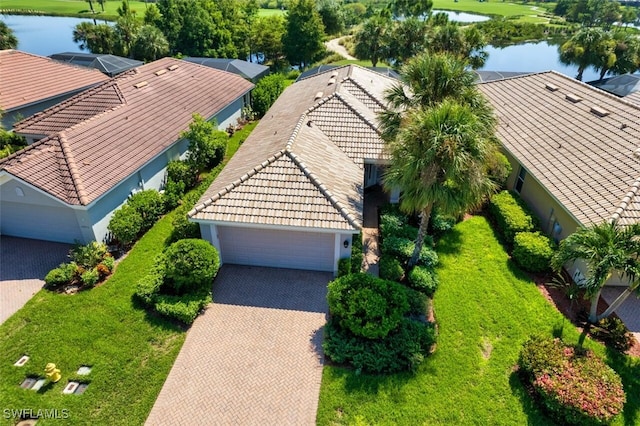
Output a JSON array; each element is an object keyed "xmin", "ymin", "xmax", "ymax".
[
  {"xmin": 379, "ymin": 52, "xmax": 488, "ymax": 143},
  {"xmin": 552, "ymin": 221, "xmax": 640, "ymax": 323},
  {"xmin": 0, "ymin": 21, "xmax": 18, "ymax": 50},
  {"xmin": 384, "ymin": 100, "xmax": 499, "ymax": 267},
  {"xmin": 131, "ymin": 25, "xmax": 169, "ymax": 61},
  {"xmin": 354, "ymin": 13, "xmax": 392, "ymax": 67},
  {"xmin": 560, "ymin": 27, "xmax": 615, "ymax": 81}
]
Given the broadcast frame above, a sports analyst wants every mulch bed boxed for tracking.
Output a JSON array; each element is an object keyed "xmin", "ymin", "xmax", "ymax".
[{"xmin": 533, "ymin": 273, "xmax": 640, "ymax": 357}]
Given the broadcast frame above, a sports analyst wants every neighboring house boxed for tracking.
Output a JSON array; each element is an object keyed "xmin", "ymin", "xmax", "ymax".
[
  {"xmin": 189, "ymin": 65, "xmax": 397, "ymax": 274},
  {"xmin": 296, "ymin": 64, "xmax": 400, "ymax": 81},
  {"xmin": 0, "ymin": 58, "xmax": 253, "ymax": 244},
  {"xmin": 183, "ymin": 58, "xmax": 269, "ymax": 82},
  {"xmin": 50, "ymin": 52, "xmax": 143, "ymax": 77},
  {"xmin": 479, "ymin": 71, "xmax": 640, "ymax": 285},
  {"xmin": 0, "ymin": 50, "xmax": 109, "ymax": 129}
]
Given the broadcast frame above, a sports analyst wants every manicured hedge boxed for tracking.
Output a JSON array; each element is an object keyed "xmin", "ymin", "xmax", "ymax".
[
  {"xmin": 512, "ymin": 232, "xmax": 555, "ymax": 272},
  {"xmin": 379, "ymin": 256, "xmax": 404, "ymax": 282},
  {"xmin": 408, "ymin": 265, "xmax": 439, "ymax": 296},
  {"xmin": 519, "ymin": 335, "xmax": 625, "ymax": 425},
  {"xmin": 381, "ymin": 236, "xmax": 438, "ymax": 268},
  {"xmin": 323, "ymin": 317, "xmax": 436, "ymax": 374},
  {"xmin": 489, "ymin": 190, "xmax": 536, "ymax": 244},
  {"xmin": 135, "ymin": 239, "xmax": 218, "ymax": 324},
  {"xmin": 350, "ymin": 232, "xmax": 363, "ymax": 274},
  {"xmin": 327, "ymin": 273, "xmax": 409, "ymax": 339}
]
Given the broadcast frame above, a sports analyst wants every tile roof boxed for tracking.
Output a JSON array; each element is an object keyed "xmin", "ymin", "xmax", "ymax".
[
  {"xmin": 1, "ymin": 58, "xmax": 253, "ymax": 206},
  {"xmin": 190, "ymin": 65, "xmax": 397, "ymax": 231},
  {"xmin": 0, "ymin": 50, "xmax": 109, "ymax": 112},
  {"xmin": 478, "ymin": 71, "xmax": 640, "ymax": 226}
]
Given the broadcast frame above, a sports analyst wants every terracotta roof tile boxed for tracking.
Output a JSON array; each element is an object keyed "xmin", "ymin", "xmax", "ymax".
[
  {"xmin": 1, "ymin": 58, "xmax": 253, "ymax": 205},
  {"xmin": 479, "ymin": 71, "xmax": 640, "ymax": 226},
  {"xmin": 190, "ymin": 65, "xmax": 395, "ymax": 230},
  {"xmin": 0, "ymin": 50, "xmax": 109, "ymax": 112}
]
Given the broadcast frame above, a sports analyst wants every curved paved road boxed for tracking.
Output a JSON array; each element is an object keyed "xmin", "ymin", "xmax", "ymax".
[{"xmin": 325, "ymin": 36, "xmax": 356, "ymax": 60}]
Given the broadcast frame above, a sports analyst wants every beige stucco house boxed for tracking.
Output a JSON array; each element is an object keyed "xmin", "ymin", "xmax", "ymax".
[
  {"xmin": 190, "ymin": 65, "xmax": 397, "ymax": 274},
  {"xmin": 479, "ymin": 71, "xmax": 640, "ymax": 285}
]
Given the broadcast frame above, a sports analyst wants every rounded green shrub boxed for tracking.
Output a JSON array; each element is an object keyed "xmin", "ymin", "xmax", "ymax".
[
  {"xmin": 337, "ymin": 257, "xmax": 351, "ymax": 277},
  {"xmin": 166, "ymin": 205, "xmax": 201, "ymax": 244},
  {"xmin": 80, "ymin": 268, "xmax": 100, "ymax": 287},
  {"xmin": 408, "ymin": 266, "xmax": 439, "ymax": 296},
  {"xmin": 135, "ymin": 259, "xmax": 166, "ymax": 305},
  {"xmin": 381, "ymin": 236, "xmax": 438, "ymax": 267},
  {"xmin": 167, "ymin": 160, "xmax": 197, "ymax": 190},
  {"xmin": 512, "ymin": 231, "xmax": 554, "ymax": 272},
  {"xmin": 108, "ymin": 204, "xmax": 143, "ymax": 246},
  {"xmin": 102, "ymin": 255, "xmax": 115, "ymax": 272},
  {"xmin": 379, "ymin": 256, "xmax": 404, "ymax": 281},
  {"xmin": 128, "ymin": 189, "xmax": 165, "ymax": 231},
  {"xmin": 327, "ymin": 273, "xmax": 410, "ymax": 339},
  {"xmin": 163, "ymin": 239, "xmax": 220, "ymax": 295},
  {"xmin": 519, "ymin": 335, "xmax": 625, "ymax": 425},
  {"xmin": 323, "ymin": 317, "xmax": 436, "ymax": 374},
  {"xmin": 163, "ymin": 179, "xmax": 186, "ymax": 210},
  {"xmin": 44, "ymin": 263, "xmax": 76, "ymax": 289}
]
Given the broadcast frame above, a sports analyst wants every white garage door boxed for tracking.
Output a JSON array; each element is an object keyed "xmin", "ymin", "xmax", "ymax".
[
  {"xmin": 217, "ymin": 226, "xmax": 335, "ymax": 272},
  {"xmin": 1, "ymin": 201, "xmax": 84, "ymax": 243}
]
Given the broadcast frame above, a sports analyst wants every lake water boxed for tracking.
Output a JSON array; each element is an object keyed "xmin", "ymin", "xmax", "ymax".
[
  {"xmin": 2, "ymin": 15, "xmax": 602, "ymax": 82},
  {"xmin": 432, "ymin": 10, "xmax": 491, "ymax": 23},
  {"xmin": 480, "ymin": 41, "xmax": 601, "ymax": 82},
  {"xmin": 1, "ymin": 14, "xmax": 109, "ymax": 56}
]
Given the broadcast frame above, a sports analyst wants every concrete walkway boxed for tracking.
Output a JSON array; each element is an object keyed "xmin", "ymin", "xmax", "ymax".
[
  {"xmin": 146, "ymin": 265, "xmax": 330, "ymax": 426},
  {"xmin": 362, "ymin": 186, "xmax": 388, "ymax": 276},
  {"xmin": 0, "ymin": 236, "xmax": 71, "ymax": 324}
]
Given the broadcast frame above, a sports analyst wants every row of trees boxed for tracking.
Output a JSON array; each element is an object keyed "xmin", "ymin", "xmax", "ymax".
[
  {"xmin": 560, "ymin": 27, "xmax": 640, "ymax": 80},
  {"xmin": 354, "ymin": 13, "xmax": 488, "ymax": 68},
  {"xmin": 554, "ymin": 0, "xmax": 637, "ymax": 30},
  {"xmin": 72, "ymin": 0, "xmax": 328, "ymax": 68}
]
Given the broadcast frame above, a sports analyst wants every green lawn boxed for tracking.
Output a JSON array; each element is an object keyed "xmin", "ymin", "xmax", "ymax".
[
  {"xmin": 0, "ymin": 0, "xmax": 150, "ymax": 20},
  {"xmin": 433, "ymin": 0, "xmax": 545, "ymax": 18},
  {"xmin": 0, "ymin": 0, "xmax": 284, "ymax": 20},
  {"xmin": 0, "ymin": 126, "xmax": 255, "ymax": 425},
  {"xmin": 317, "ymin": 216, "xmax": 640, "ymax": 425}
]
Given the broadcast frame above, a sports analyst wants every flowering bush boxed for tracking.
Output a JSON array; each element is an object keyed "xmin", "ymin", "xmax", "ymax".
[{"xmin": 519, "ymin": 335, "xmax": 625, "ymax": 425}]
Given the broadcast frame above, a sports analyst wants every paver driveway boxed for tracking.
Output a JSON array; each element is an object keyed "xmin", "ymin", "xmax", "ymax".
[
  {"xmin": 0, "ymin": 236, "xmax": 71, "ymax": 324},
  {"xmin": 146, "ymin": 265, "xmax": 331, "ymax": 426}
]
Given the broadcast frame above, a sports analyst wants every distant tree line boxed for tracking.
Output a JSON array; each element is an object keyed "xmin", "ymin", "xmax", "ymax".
[{"xmin": 553, "ymin": 0, "xmax": 638, "ymax": 29}]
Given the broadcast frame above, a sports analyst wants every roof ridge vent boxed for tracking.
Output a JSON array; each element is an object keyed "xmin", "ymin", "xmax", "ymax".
[
  {"xmin": 590, "ymin": 105, "xmax": 610, "ymax": 117},
  {"xmin": 314, "ymin": 91, "xmax": 323, "ymax": 100},
  {"xmin": 154, "ymin": 69, "xmax": 167, "ymax": 76},
  {"xmin": 167, "ymin": 64, "xmax": 179, "ymax": 71},
  {"xmin": 134, "ymin": 81, "xmax": 148, "ymax": 89},
  {"xmin": 545, "ymin": 83, "xmax": 559, "ymax": 92},
  {"xmin": 565, "ymin": 93, "xmax": 582, "ymax": 103}
]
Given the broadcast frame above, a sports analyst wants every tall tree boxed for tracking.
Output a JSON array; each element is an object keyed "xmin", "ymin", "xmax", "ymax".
[
  {"xmin": 379, "ymin": 52, "xmax": 486, "ymax": 142},
  {"xmin": 0, "ymin": 21, "xmax": 18, "ymax": 50},
  {"xmin": 354, "ymin": 13, "xmax": 392, "ymax": 67},
  {"xmin": 392, "ymin": 0, "xmax": 432, "ymax": 19},
  {"xmin": 131, "ymin": 25, "xmax": 169, "ymax": 61},
  {"xmin": 115, "ymin": 0, "xmax": 140, "ymax": 57},
  {"xmin": 381, "ymin": 53, "xmax": 499, "ymax": 267},
  {"xmin": 603, "ymin": 32, "xmax": 640, "ymax": 78},
  {"xmin": 283, "ymin": 0, "xmax": 326, "ymax": 69},
  {"xmin": 427, "ymin": 23, "xmax": 488, "ymax": 69},
  {"xmin": 560, "ymin": 27, "xmax": 615, "ymax": 81},
  {"xmin": 386, "ymin": 17, "xmax": 429, "ymax": 66},
  {"xmin": 317, "ymin": 0, "xmax": 345, "ymax": 35},
  {"xmin": 552, "ymin": 221, "xmax": 640, "ymax": 323},
  {"xmin": 251, "ymin": 15, "xmax": 286, "ymax": 65},
  {"xmin": 73, "ymin": 22, "xmax": 116, "ymax": 53},
  {"xmin": 384, "ymin": 100, "xmax": 499, "ymax": 267}
]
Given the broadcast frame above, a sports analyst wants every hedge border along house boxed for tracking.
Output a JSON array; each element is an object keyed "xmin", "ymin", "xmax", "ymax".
[
  {"xmin": 479, "ymin": 71, "xmax": 640, "ymax": 286},
  {"xmin": 189, "ymin": 65, "xmax": 398, "ymax": 275},
  {"xmin": 0, "ymin": 58, "xmax": 253, "ymax": 244}
]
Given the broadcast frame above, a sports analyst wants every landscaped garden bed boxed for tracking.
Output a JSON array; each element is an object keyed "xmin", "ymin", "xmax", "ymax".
[{"xmin": 317, "ymin": 216, "xmax": 640, "ymax": 425}]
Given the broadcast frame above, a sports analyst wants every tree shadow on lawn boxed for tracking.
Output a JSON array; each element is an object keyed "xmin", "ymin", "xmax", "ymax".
[
  {"xmin": 508, "ymin": 369, "xmax": 556, "ymax": 425},
  {"xmin": 130, "ymin": 295, "xmax": 189, "ymax": 333},
  {"xmin": 434, "ymin": 228, "xmax": 463, "ymax": 256},
  {"xmin": 606, "ymin": 348, "xmax": 640, "ymax": 425}
]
